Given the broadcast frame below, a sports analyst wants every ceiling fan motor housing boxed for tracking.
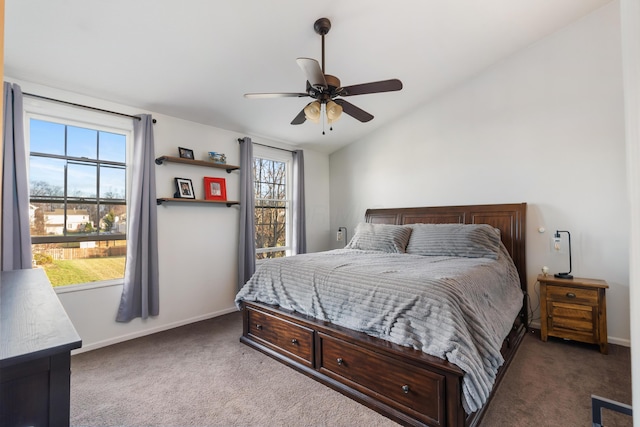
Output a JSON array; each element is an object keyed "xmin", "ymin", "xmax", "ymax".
[{"xmin": 324, "ymin": 75, "xmax": 341, "ymax": 91}]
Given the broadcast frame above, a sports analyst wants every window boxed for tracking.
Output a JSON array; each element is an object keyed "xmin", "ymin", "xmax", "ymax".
[
  {"xmin": 253, "ymin": 146, "xmax": 292, "ymax": 260},
  {"xmin": 25, "ymin": 101, "xmax": 133, "ymax": 288}
]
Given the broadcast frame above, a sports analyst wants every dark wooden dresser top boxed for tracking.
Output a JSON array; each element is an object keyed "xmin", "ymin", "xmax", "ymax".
[{"xmin": 1, "ymin": 268, "xmax": 81, "ymax": 368}]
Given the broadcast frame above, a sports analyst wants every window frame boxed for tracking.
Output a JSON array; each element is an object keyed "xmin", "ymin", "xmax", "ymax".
[
  {"xmin": 253, "ymin": 145, "xmax": 293, "ymax": 262},
  {"xmin": 24, "ymin": 97, "xmax": 134, "ymax": 289}
]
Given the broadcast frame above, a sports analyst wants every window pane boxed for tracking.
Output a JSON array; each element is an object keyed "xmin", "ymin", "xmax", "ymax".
[
  {"xmin": 67, "ymin": 162, "xmax": 97, "ymax": 198},
  {"xmin": 67, "ymin": 126, "xmax": 97, "ymax": 159},
  {"xmin": 30, "ymin": 119, "xmax": 65, "ymax": 155},
  {"xmin": 253, "ymin": 158, "xmax": 286, "ymax": 200},
  {"xmin": 99, "ymin": 131, "xmax": 126, "ymax": 162},
  {"xmin": 255, "ymin": 200, "xmax": 287, "ymax": 249},
  {"xmin": 100, "ymin": 165, "xmax": 126, "ymax": 199},
  {"xmin": 66, "ymin": 202, "xmax": 98, "ymax": 235},
  {"xmin": 36, "ymin": 203, "xmax": 66, "ymax": 237},
  {"xmin": 30, "ymin": 202, "xmax": 63, "ymax": 237},
  {"xmin": 32, "ymin": 240, "xmax": 127, "ymax": 287},
  {"xmin": 29, "ymin": 157, "xmax": 65, "ymax": 198},
  {"xmin": 99, "ymin": 204, "xmax": 127, "ymax": 233}
]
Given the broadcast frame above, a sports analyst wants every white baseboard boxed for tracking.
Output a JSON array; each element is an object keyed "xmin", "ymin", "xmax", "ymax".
[
  {"xmin": 608, "ymin": 336, "xmax": 631, "ymax": 347},
  {"xmin": 528, "ymin": 320, "xmax": 630, "ymax": 347},
  {"xmin": 71, "ymin": 306, "xmax": 239, "ymax": 355}
]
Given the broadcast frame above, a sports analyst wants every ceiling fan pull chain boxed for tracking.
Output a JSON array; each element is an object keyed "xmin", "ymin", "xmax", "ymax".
[{"xmin": 322, "ymin": 104, "xmax": 326, "ymax": 135}]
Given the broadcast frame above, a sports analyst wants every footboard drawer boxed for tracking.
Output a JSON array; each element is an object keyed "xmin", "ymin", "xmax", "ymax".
[
  {"xmin": 318, "ymin": 332, "xmax": 446, "ymax": 426},
  {"xmin": 246, "ymin": 306, "xmax": 314, "ymax": 367}
]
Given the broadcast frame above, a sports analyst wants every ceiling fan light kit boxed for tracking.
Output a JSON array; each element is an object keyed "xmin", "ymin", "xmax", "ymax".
[
  {"xmin": 244, "ymin": 17, "xmax": 402, "ymax": 133},
  {"xmin": 326, "ymin": 100, "xmax": 342, "ymax": 124},
  {"xmin": 304, "ymin": 101, "xmax": 321, "ymax": 123}
]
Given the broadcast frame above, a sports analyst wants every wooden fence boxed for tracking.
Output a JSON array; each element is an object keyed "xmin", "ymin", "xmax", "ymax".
[{"xmin": 35, "ymin": 246, "xmax": 127, "ymax": 260}]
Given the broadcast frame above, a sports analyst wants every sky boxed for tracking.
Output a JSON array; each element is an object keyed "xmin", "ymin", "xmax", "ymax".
[{"xmin": 29, "ymin": 118, "xmax": 126, "ymax": 199}]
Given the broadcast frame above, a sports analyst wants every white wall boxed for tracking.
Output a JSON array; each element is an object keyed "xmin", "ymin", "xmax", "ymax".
[
  {"xmin": 6, "ymin": 79, "xmax": 331, "ymax": 353},
  {"xmin": 330, "ymin": 2, "xmax": 631, "ymax": 344},
  {"xmin": 620, "ymin": 0, "xmax": 640, "ymax": 418}
]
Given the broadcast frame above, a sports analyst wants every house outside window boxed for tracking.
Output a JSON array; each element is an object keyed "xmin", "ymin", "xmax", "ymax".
[
  {"xmin": 25, "ymin": 100, "xmax": 133, "ymax": 288},
  {"xmin": 253, "ymin": 145, "xmax": 292, "ymax": 260}
]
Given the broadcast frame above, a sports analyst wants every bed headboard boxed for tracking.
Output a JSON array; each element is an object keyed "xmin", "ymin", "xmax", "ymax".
[{"xmin": 365, "ymin": 203, "xmax": 527, "ymax": 296}]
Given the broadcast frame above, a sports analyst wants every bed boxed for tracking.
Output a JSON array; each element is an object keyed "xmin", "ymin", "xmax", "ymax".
[{"xmin": 236, "ymin": 203, "xmax": 527, "ymax": 427}]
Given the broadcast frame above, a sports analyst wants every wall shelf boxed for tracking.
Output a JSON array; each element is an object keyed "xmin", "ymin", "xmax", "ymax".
[
  {"xmin": 155, "ymin": 155, "xmax": 239, "ymax": 173},
  {"xmin": 156, "ymin": 198, "xmax": 239, "ymax": 207}
]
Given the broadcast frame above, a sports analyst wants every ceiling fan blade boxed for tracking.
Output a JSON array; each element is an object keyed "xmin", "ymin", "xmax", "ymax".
[
  {"xmin": 291, "ymin": 108, "xmax": 307, "ymax": 125},
  {"xmin": 339, "ymin": 79, "xmax": 403, "ymax": 96},
  {"xmin": 244, "ymin": 92, "xmax": 308, "ymax": 99},
  {"xmin": 334, "ymin": 99, "xmax": 374, "ymax": 122},
  {"xmin": 296, "ymin": 58, "xmax": 327, "ymax": 90}
]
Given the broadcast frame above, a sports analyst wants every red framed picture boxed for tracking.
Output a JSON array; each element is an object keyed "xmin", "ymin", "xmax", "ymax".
[{"xmin": 203, "ymin": 177, "xmax": 227, "ymax": 201}]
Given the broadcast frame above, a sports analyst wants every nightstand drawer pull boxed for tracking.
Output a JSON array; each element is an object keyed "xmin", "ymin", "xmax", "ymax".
[
  {"xmin": 402, "ymin": 385, "xmax": 410, "ymax": 394},
  {"xmin": 566, "ymin": 292, "xmax": 576, "ymax": 298},
  {"xmin": 256, "ymin": 324, "xmax": 263, "ymax": 330},
  {"xmin": 336, "ymin": 357, "xmax": 344, "ymax": 366},
  {"xmin": 291, "ymin": 338, "xmax": 298, "ymax": 345}
]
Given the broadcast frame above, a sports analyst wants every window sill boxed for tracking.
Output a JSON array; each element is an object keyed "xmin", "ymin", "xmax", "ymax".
[{"xmin": 53, "ymin": 278, "xmax": 123, "ymax": 294}]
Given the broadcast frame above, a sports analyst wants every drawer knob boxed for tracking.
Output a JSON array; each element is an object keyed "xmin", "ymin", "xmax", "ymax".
[
  {"xmin": 336, "ymin": 357, "xmax": 344, "ymax": 366},
  {"xmin": 402, "ymin": 385, "xmax": 410, "ymax": 394},
  {"xmin": 256, "ymin": 324, "xmax": 263, "ymax": 330},
  {"xmin": 291, "ymin": 338, "xmax": 298, "ymax": 345},
  {"xmin": 566, "ymin": 292, "xmax": 576, "ymax": 298}
]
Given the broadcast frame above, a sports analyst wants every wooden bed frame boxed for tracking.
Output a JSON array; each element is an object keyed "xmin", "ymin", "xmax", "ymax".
[{"xmin": 240, "ymin": 203, "xmax": 527, "ymax": 427}]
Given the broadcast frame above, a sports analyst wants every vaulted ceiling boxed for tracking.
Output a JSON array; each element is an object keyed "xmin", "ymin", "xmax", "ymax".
[{"xmin": 5, "ymin": 0, "xmax": 613, "ymax": 154}]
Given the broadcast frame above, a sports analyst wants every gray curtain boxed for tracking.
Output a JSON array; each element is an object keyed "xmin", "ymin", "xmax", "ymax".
[
  {"xmin": 292, "ymin": 149, "xmax": 306, "ymax": 254},
  {"xmin": 116, "ymin": 114, "xmax": 159, "ymax": 322},
  {"xmin": 237, "ymin": 137, "xmax": 255, "ymax": 290},
  {"xmin": 2, "ymin": 82, "xmax": 33, "ymax": 271}
]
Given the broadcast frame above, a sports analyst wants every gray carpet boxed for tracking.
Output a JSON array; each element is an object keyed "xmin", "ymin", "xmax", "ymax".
[{"xmin": 70, "ymin": 312, "xmax": 632, "ymax": 427}]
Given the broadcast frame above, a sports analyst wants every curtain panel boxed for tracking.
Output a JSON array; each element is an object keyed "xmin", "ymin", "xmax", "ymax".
[
  {"xmin": 1, "ymin": 82, "xmax": 33, "ymax": 271},
  {"xmin": 238, "ymin": 137, "xmax": 256, "ymax": 290},
  {"xmin": 116, "ymin": 114, "xmax": 159, "ymax": 322},
  {"xmin": 292, "ymin": 149, "xmax": 306, "ymax": 255}
]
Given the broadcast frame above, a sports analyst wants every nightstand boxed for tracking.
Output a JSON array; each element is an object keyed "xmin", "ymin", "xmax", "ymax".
[{"xmin": 538, "ymin": 274, "xmax": 608, "ymax": 354}]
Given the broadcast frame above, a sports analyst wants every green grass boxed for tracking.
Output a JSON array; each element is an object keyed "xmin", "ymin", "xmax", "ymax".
[{"xmin": 43, "ymin": 257, "xmax": 126, "ymax": 287}]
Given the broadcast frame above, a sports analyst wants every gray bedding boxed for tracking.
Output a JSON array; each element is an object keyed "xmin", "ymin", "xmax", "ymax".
[{"xmin": 235, "ymin": 244, "xmax": 523, "ymax": 413}]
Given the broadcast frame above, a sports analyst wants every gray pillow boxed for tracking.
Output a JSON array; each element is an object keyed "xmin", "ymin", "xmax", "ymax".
[
  {"xmin": 345, "ymin": 223, "xmax": 412, "ymax": 254},
  {"xmin": 406, "ymin": 223, "xmax": 500, "ymax": 259}
]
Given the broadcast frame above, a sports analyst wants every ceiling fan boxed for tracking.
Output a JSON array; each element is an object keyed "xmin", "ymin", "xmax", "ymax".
[{"xmin": 244, "ymin": 18, "xmax": 403, "ymax": 132}]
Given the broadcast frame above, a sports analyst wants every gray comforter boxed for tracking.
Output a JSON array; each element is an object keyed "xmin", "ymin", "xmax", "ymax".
[{"xmin": 235, "ymin": 245, "xmax": 523, "ymax": 413}]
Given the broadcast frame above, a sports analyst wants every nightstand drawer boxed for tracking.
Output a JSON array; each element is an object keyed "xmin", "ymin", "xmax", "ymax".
[
  {"xmin": 247, "ymin": 307, "xmax": 314, "ymax": 366},
  {"xmin": 546, "ymin": 285, "xmax": 598, "ymax": 305}
]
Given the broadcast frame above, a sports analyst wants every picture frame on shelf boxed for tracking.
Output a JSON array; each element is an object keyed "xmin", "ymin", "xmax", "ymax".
[
  {"xmin": 174, "ymin": 177, "xmax": 195, "ymax": 199},
  {"xmin": 204, "ymin": 177, "xmax": 227, "ymax": 201},
  {"xmin": 178, "ymin": 147, "xmax": 194, "ymax": 159}
]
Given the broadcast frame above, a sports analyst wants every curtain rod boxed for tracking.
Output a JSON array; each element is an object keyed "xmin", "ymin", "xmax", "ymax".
[
  {"xmin": 237, "ymin": 138, "xmax": 295, "ymax": 153},
  {"xmin": 23, "ymin": 92, "xmax": 157, "ymax": 123}
]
